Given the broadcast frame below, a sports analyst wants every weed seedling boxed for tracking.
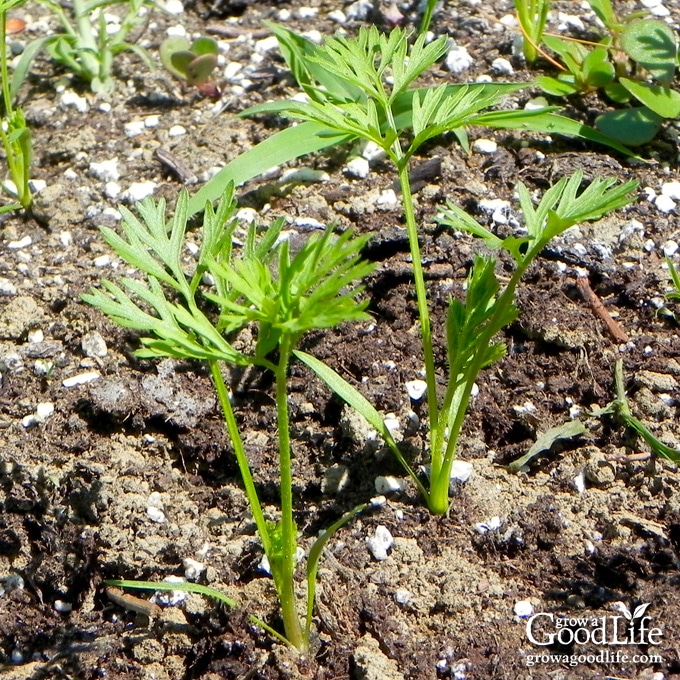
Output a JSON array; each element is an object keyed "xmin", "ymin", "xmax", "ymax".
[
  {"xmin": 0, "ymin": 0, "xmax": 31, "ymax": 211},
  {"xmin": 160, "ymin": 36, "xmax": 219, "ymax": 92},
  {"xmin": 523, "ymin": 0, "xmax": 680, "ymax": 144},
  {"xmin": 592, "ymin": 360, "xmax": 680, "ymax": 464},
  {"xmin": 15, "ymin": 0, "xmax": 153, "ymax": 94},
  {"xmin": 84, "ymin": 186, "xmax": 376, "ymax": 652}
]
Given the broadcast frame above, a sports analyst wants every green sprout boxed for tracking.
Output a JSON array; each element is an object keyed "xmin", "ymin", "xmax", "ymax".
[
  {"xmin": 13, "ymin": 0, "xmax": 153, "ymax": 94},
  {"xmin": 160, "ymin": 36, "xmax": 219, "ymax": 87},
  {"xmin": 84, "ymin": 186, "xmax": 376, "ymax": 652},
  {"xmin": 0, "ymin": 0, "xmax": 32, "ymax": 211},
  {"xmin": 523, "ymin": 0, "xmax": 680, "ymax": 145}
]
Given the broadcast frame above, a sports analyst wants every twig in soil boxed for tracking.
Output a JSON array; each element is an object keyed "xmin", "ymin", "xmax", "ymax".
[
  {"xmin": 106, "ymin": 586, "xmax": 162, "ymax": 618},
  {"xmin": 155, "ymin": 148, "xmax": 198, "ymax": 185},
  {"xmin": 574, "ymin": 275, "xmax": 629, "ymax": 343}
]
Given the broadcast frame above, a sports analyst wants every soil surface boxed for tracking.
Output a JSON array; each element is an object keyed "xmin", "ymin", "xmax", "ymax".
[{"xmin": 2, "ymin": 0, "xmax": 680, "ymax": 678}]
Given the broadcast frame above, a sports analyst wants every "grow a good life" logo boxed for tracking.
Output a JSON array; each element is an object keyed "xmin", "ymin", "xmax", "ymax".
[{"xmin": 524, "ymin": 602, "xmax": 664, "ymax": 668}]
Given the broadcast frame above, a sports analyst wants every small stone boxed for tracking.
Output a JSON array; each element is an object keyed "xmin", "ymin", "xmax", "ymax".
[
  {"xmin": 405, "ymin": 379, "xmax": 427, "ymax": 400},
  {"xmin": 28, "ymin": 179, "xmax": 46, "ymax": 194},
  {"xmin": 123, "ymin": 181, "xmax": 157, "ymax": 202},
  {"xmin": 297, "ymin": 6, "xmax": 318, "ymax": 18},
  {"xmin": 472, "ymin": 138, "xmax": 498, "ymax": 154},
  {"xmin": 54, "ymin": 600, "xmax": 73, "ymax": 613},
  {"xmin": 93, "ymin": 255, "xmax": 111, "ymax": 267},
  {"xmin": 60, "ymin": 91, "xmax": 89, "ymax": 113},
  {"xmin": 0, "ymin": 279, "xmax": 17, "ymax": 295},
  {"xmin": 375, "ymin": 189, "xmax": 398, "ymax": 209},
  {"xmin": 635, "ymin": 370, "xmax": 678, "ymax": 392},
  {"xmin": 36, "ymin": 402, "xmax": 55, "ymax": 421},
  {"xmin": 450, "ymin": 460, "xmax": 473, "ymax": 483},
  {"xmin": 361, "ymin": 141, "xmax": 387, "ymax": 163},
  {"xmin": 474, "ymin": 516, "xmax": 502, "ymax": 534},
  {"xmin": 346, "ymin": 0, "xmax": 372, "ymax": 20},
  {"xmin": 491, "ymin": 57, "xmax": 513, "ymax": 75},
  {"xmin": 662, "ymin": 240, "xmax": 679, "ymax": 257},
  {"xmin": 662, "ymin": 181, "xmax": 680, "ymax": 200},
  {"xmin": 124, "ymin": 120, "xmax": 146, "ymax": 137},
  {"xmin": 375, "ymin": 476, "xmax": 406, "ymax": 494},
  {"xmin": 655, "ymin": 194, "xmax": 676, "ymax": 213},
  {"xmin": 383, "ymin": 413, "xmax": 401, "ymax": 436},
  {"xmin": 82, "ymin": 331, "xmax": 108, "ymax": 358},
  {"xmin": 514, "ymin": 600, "xmax": 534, "ymax": 618},
  {"xmin": 62, "ymin": 371, "xmax": 100, "ymax": 387},
  {"xmin": 89, "ymin": 158, "xmax": 120, "ymax": 182},
  {"xmin": 147, "ymin": 506, "xmax": 166, "ymax": 523},
  {"xmin": 163, "ymin": 0, "xmax": 183, "ymax": 13},
  {"xmin": 445, "ymin": 45, "xmax": 474, "ymax": 74},
  {"xmin": 394, "ymin": 588, "xmax": 412, "ymax": 605},
  {"xmin": 650, "ymin": 4, "xmax": 669, "ymax": 16},
  {"xmin": 345, "ymin": 157, "xmax": 370, "ymax": 179},
  {"xmin": 7, "ymin": 235, "xmax": 32, "ymax": 249},
  {"xmin": 254, "ymin": 35, "xmax": 279, "ymax": 55},
  {"xmin": 104, "ymin": 181, "xmax": 120, "ymax": 198},
  {"xmin": 183, "ymin": 558, "xmax": 206, "ymax": 580},
  {"xmin": 366, "ymin": 525, "xmax": 394, "ymax": 561},
  {"xmin": 168, "ymin": 125, "xmax": 186, "ymax": 137},
  {"xmin": 280, "ymin": 168, "xmax": 329, "ymax": 183},
  {"xmin": 145, "ymin": 115, "xmax": 160, "ymax": 128},
  {"xmin": 327, "ymin": 9, "xmax": 346, "ymax": 22}
]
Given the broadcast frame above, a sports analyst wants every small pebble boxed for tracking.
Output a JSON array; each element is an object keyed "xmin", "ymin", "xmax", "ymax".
[
  {"xmin": 147, "ymin": 506, "xmax": 166, "ymax": 523},
  {"xmin": 663, "ymin": 240, "xmax": 679, "ymax": 257},
  {"xmin": 450, "ymin": 460, "xmax": 473, "ymax": 483},
  {"xmin": 124, "ymin": 120, "xmax": 146, "ymax": 138},
  {"xmin": 7, "ymin": 236, "xmax": 32, "ymax": 249},
  {"xmin": 123, "ymin": 181, "xmax": 157, "ymax": 202},
  {"xmin": 394, "ymin": 588, "xmax": 412, "ymax": 605},
  {"xmin": 10, "ymin": 649, "xmax": 23, "ymax": 664},
  {"xmin": 297, "ymin": 6, "xmax": 318, "ymax": 18},
  {"xmin": 60, "ymin": 91, "xmax": 89, "ymax": 113},
  {"xmin": 82, "ymin": 331, "xmax": 108, "ymax": 358},
  {"xmin": 28, "ymin": 329, "xmax": 44, "ymax": 344},
  {"xmin": 405, "ymin": 379, "xmax": 427, "ymax": 401},
  {"xmin": 163, "ymin": 0, "xmax": 184, "ymax": 14},
  {"xmin": 346, "ymin": 0, "xmax": 372, "ymax": 20},
  {"xmin": 327, "ymin": 9, "xmax": 346, "ymax": 22},
  {"xmin": 491, "ymin": 57, "xmax": 513, "ymax": 75},
  {"xmin": 89, "ymin": 158, "xmax": 120, "ymax": 182},
  {"xmin": 445, "ymin": 45, "xmax": 474, "ymax": 74},
  {"xmin": 93, "ymin": 255, "xmax": 111, "ymax": 267},
  {"xmin": 254, "ymin": 36, "xmax": 279, "ymax": 55},
  {"xmin": 375, "ymin": 475, "xmax": 406, "ymax": 494},
  {"xmin": 28, "ymin": 179, "xmax": 46, "ymax": 194},
  {"xmin": 345, "ymin": 157, "xmax": 370, "ymax": 179},
  {"xmin": 383, "ymin": 412, "xmax": 401, "ymax": 435},
  {"xmin": 54, "ymin": 600, "xmax": 73, "ymax": 613},
  {"xmin": 361, "ymin": 141, "xmax": 387, "ymax": 163},
  {"xmin": 366, "ymin": 525, "xmax": 394, "ymax": 561},
  {"xmin": 655, "ymin": 194, "xmax": 676, "ymax": 213},
  {"xmin": 62, "ymin": 371, "xmax": 100, "ymax": 387},
  {"xmin": 183, "ymin": 558, "xmax": 206, "ymax": 581},
  {"xmin": 662, "ymin": 181, "xmax": 680, "ymax": 200},
  {"xmin": 168, "ymin": 125, "xmax": 186, "ymax": 137},
  {"xmin": 153, "ymin": 577, "xmax": 187, "ymax": 606},
  {"xmin": 375, "ymin": 189, "xmax": 398, "ymax": 209},
  {"xmin": 472, "ymin": 138, "xmax": 498, "ymax": 154},
  {"xmin": 514, "ymin": 600, "xmax": 534, "ymax": 618}
]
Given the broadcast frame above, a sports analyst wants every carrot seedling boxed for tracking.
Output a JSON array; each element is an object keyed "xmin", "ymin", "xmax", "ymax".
[{"xmin": 84, "ymin": 185, "xmax": 376, "ymax": 652}]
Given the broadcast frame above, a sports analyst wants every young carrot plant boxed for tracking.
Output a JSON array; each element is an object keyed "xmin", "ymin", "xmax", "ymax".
[
  {"xmin": 299, "ymin": 170, "xmax": 637, "ymax": 513},
  {"xmin": 83, "ymin": 185, "xmax": 376, "ymax": 652}
]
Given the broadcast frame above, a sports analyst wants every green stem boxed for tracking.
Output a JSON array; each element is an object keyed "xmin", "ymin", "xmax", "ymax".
[
  {"xmin": 209, "ymin": 361, "xmax": 272, "ymax": 557},
  {"xmin": 395, "ymin": 158, "xmax": 441, "ymax": 478},
  {"xmin": 72, "ymin": 0, "xmax": 103, "ymax": 81},
  {"xmin": 274, "ymin": 336, "xmax": 306, "ymax": 652}
]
